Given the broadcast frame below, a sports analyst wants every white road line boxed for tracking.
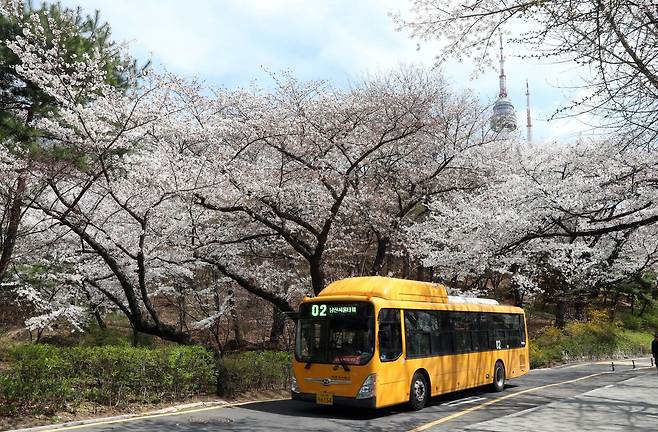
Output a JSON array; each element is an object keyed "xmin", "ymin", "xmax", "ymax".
[
  {"xmin": 442, "ymin": 396, "xmax": 486, "ymax": 407},
  {"xmin": 504, "ymin": 405, "xmax": 542, "ymax": 418}
]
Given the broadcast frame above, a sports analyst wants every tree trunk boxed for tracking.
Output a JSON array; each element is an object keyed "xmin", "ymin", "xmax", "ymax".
[
  {"xmin": 269, "ymin": 306, "xmax": 287, "ymax": 346},
  {"xmin": 416, "ymin": 265, "xmax": 427, "ymax": 281},
  {"xmin": 0, "ymin": 104, "xmax": 35, "ymax": 284},
  {"xmin": 555, "ymin": 300, "xmax": 566, "ymax": 328},
  {"xmin": 511, "ymin": 285, "xmax": 523, "ymax": 308},
  {"xmin": 639, "ymin": 299, "xmax": 649, "ymax": 317},
  {"xmin": 610, "ymin": 290, "xmax": 621, "ymax": 321},
  {"xmin": 370, "ymin": 234, "xmax": 389, "ymax": 275},
  {"xmin": 177, "ymin": 285, "xmax": 187, "ymax": 332},
  {"xmin": 309, "ymin": 258, "xmax": 325, "ymax": 295},
  {"xmin": 215, "ymin": 356, "xmax": 230, "ymax": 397},
  {"xmin": 230, "ymin": 307, "xmax": 246, "ymax": 347},
  {"xmin": 131, "ymin": 326, "xmax": 139, "ymax": 347},
  {"xmin": 401, "ymin": 252, "xmax": 410, "ymax": 278},
  {"xmin": 0, "ymin": 174, "xmax": 26, "ymax": 284},
  {"xmin": 574, "ymin": 297, "xmax": 586, "ymax": 321},
  {"xmin": 93, "ymin": 308, "xmax": 106, "ymax": 329}
]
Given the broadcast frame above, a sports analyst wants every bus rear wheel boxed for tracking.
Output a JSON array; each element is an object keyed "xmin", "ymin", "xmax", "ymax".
[
  {"xmin": 409, "ymin": 372, "xmax": 428, "ymax": 410},
  {"xmin": 491, "ymin": 361, "xmax": 505, "ymax": 392}
]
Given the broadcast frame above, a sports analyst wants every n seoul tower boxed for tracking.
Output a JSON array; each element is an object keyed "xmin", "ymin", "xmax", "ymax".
[
  {"xmin": 526, "ymin": 78, "xmax": 533, "ymax": 144},
  {"xmin": 490, "ymin": 33, "xmax": 517, "ymax": 133}
]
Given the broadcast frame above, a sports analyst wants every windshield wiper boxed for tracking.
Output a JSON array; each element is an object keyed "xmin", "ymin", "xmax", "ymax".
[{"xmin": 335, "ymin": 353, "xmax": 350, "ymax": 372}]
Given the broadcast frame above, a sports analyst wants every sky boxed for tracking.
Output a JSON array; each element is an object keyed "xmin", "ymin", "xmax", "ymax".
[{"xmin": 57, "ymin": 0, "xmax": 595, "ymax": 143}]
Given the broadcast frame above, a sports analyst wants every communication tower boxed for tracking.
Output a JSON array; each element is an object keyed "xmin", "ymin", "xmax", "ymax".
[{"xmin": 490, "ymin": 33, "xmax": 517, "ymax": 133}]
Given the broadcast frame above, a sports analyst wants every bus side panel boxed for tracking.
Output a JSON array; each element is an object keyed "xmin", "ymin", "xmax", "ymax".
[
  {"xmin": 505, "ymin": 346, "xmax": 529, "ymax": 379},
  {"xmin": 433, "ymin": 354, "xmax": 457, "ymax": 395},
  {"xmin": 401, "ymin": 352, "xmax": 512, "ymax": 398},
  {"xmin": 447, "ymin": 352, "xmax": 492, "ymax": 393},
  {"xmin": 474, "ymin": 350, "xmax": 495, "ymax": 388},
  {"xmin": 376, "ymin": 358, "xmax": 411, "ymax": 408},
  {"xmin": 404, "ymin": 357, "xmax": 437, "ymax": 397}
]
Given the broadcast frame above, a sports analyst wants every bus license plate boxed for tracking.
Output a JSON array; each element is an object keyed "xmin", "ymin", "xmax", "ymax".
[{"xmin": 316, "ymin": 392, "xmax": 333, "ymax": 405}]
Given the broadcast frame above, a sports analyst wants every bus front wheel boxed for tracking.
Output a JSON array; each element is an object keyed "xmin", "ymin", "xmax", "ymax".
[
  {"xmin": 409, "ymin": 372, "xmax": 428, "ymax": 410},
  {"xmin": 492, "ymin": 361, "xmax": 505, "ymax": 392}
]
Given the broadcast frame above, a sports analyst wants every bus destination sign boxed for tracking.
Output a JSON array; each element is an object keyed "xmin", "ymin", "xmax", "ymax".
[{"xmin": 310, "ymin": 304, "xmax": 358, "ymax": 317}]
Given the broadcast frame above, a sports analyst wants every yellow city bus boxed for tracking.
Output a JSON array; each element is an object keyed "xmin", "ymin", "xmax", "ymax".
[{"xmin": 291, "ymin": 276, "xmax": 529, "ymax": 409}]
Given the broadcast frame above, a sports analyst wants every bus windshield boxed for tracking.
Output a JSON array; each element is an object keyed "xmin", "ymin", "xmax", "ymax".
[{"xmin": 295, "ymin": 302, "xmax": 374, "ymax": 365}]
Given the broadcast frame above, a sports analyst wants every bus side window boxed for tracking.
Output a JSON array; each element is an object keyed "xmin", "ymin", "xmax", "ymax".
[
  {"xmin": 492, "ymin": 313, "xmax": 506, "ymax": 349},
  {"xmin": 453, "ymin": 312, "xmax": 473, "ymax": 353},
  {"xmin": 474, "ymin": 313, "xmax": 490, "ymax": 352},
  {"xmin": 503, "ymin": 314, "xmax": 521, "ymax": 348},
  {"xmin": 434, "ymin": 311, "xmax": 452, "ymax": 355},
  {"xmin": 519, "ymin": 315, "xmax": 527, "ymax": 346},
  {"xmin": 378, "ymin": 309, "xmax": 402, "ymax": 361},
  {"xmin": 405, "ymin": 310, "xmax": 433, "ymax": 358}
]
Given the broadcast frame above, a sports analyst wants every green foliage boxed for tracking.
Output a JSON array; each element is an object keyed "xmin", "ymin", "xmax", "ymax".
[
  {"xmin": 529, "ymin": 326, "xmax": 566, "ymax": 368},
  {"xmin": 217, "ymin": 351, "xmax": 291, "ymax": 398},
  {"xmin": 77, "ymin": 325, "xmax": 130, "ymax": 347},
  {"xmin": 620, "ymin": 313, "xmax": 643, "ymax": 331},
  {"xmin": 530, "ymin": 311, "xmax": 653, "ymax": 368},
  {"xmin": 0, "ymin": 1, "xmax": 147, "ymax": 162},
  {"xmin": 615, "ymin": 307, "xmax": 658, "ymax": 333},
  {"xmin": 616, "ymin": 329, "xmax": 652, "ymax": 355},
  {"xmin": 0, "ymin": 344, "xmax": 216, "ymax": 416},
  {"xmin": 638, "ymin": 312, "xmax": 658, "ymax": 331}
]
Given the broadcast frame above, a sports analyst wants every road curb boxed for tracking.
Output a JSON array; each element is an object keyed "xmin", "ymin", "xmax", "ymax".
[
  {"xmin": 8, "ymin": 400, "xmax": 229, "ymax": 432},
  {"xmin": 531, "ymin": 355, "xmax": 652, "ymax": 371}
]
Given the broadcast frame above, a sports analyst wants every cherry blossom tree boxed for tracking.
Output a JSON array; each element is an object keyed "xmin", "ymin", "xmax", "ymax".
[
  {"xmin": 393, "ymin": 1, "xmax": 658, "ymax": 138},
  {"xmin": 1, "ymin": 0, "xmax": 527, "ymax": 347},
  {"xmin": 409, "ymin": 139, "xmax": 658, "ymax": 324},
  {"xmin": 189, "ymin": 69, "xmax": 496, "ymax": 303},
  {"xmin": 1, "ymin": 2, "xmax": 235, "ymax": 347},
  {"xmin": 0, "ymin": 0, "xmax": 143, "ymax": 284},
  {"xmin": 394, "ymin": 1, "xmax": 658, "ymax": 243}
]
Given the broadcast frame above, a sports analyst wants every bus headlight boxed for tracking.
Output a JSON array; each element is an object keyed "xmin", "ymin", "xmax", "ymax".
[
  {"xmin": 356, "ymin": 374, "xmax": 376, "ymax": 399},
  {"xmin": 291, "ymin": 374, "xmax": 300, "ymax": 393}
]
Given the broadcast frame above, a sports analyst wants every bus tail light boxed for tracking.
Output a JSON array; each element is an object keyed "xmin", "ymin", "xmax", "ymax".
[{"xmin": 356, "ymin": 374, "xmax": 376, "ymax": 399}]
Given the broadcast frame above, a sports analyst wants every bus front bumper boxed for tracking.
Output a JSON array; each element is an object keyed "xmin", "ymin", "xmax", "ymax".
[{"xmin": 291, "ymin": 392, "xmax": 376, "ymax": 408}]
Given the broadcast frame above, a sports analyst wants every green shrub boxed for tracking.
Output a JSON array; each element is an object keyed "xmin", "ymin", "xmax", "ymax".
[
  {"xmin": 78, "ymin": 325, "xmax": 130, "ymax": 347},
  {"xmin": 639, "ymin": 312, "xmax": 658, "ymax": 331},
  {"xmin": 0, "ymin": 344, "xmax": 75, "ymax": 415},
  {"xmin": 218, "ymin": 351, "xmax": 291, "ymax": 398},
  {"xmin": 529, "ymin": 325, "xmax": 566, "ymax": 368},
  {"xmin": 530, "ymin": 314, "xmax": 654, "ymax": 368},
  {"xmin": 560, "ymin": 318, "xmax": 619, "ymax": 359},
  {"xmin": 616, "ymin": 329, "xmax": 652, "ymax": 356},
  {"xmin": 620, "ymin": 313, "xmax": 643, "ymax": 331},
  {"xmin": 0, "ymin": 344, "xmax": 216, "ymax": 416}
]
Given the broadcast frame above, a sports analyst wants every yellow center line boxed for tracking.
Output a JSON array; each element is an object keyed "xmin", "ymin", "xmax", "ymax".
[
  {"xmin": 407, "ymin": 367, "xmax": 654, "ymax": 432},
  {"xmin": 34, "ymin": 397, "xmax": 290, "ymax": 432}
]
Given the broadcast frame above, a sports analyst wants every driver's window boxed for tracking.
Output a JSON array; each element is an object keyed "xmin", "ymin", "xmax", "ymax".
[{"xmin": 379, "ymin": 309, "xmax": 402, "ymax": 361}]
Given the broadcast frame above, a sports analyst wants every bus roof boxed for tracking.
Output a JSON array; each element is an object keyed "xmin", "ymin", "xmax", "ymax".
[{"xmin": 318, "ymin": 276, "xmax": 449, "ymax": 303}]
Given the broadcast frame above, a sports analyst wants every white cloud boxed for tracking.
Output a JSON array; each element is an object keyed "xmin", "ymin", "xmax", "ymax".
[{"xmin": 58, "ymin": 0, "xmax": 594, "ymax": 143}]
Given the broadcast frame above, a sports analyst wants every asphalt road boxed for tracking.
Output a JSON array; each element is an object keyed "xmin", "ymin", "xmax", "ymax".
[{"xmin": 18, "ymin": 359, "xmax": 658, "ymax": 432}]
